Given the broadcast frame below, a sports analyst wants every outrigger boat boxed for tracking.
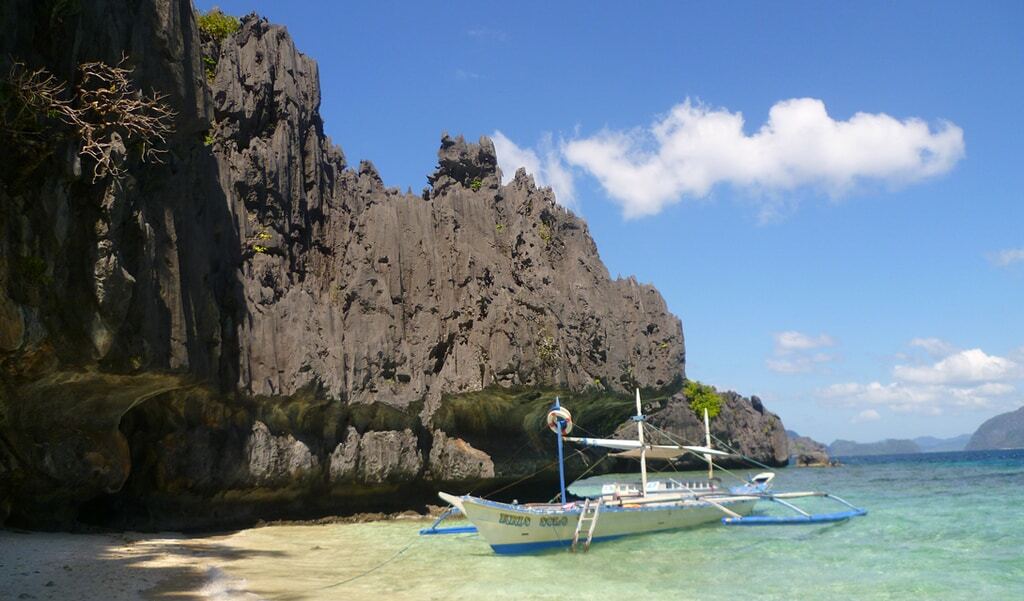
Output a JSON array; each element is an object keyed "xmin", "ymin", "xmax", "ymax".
[{"xmin": 423, "ymin": 390, "xmax": 866, "ymax": 554}]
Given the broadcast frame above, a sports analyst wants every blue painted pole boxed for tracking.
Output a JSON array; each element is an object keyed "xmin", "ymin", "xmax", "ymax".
[{"xmin": 554, "ymin": 397, "xmax": 567, "ymax": 503}]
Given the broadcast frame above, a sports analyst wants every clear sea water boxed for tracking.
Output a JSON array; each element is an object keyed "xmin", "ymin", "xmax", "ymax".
[{"xmin": 202, "ymin": 450, "xmax": 1024, "ymax": 600}]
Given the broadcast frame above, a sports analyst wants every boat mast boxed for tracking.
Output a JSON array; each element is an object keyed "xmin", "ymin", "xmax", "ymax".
[
  {"xmin": 703, "ymin": 407, "xmax": 713, "ymax": 480},
  {"xmin": 554, "ymin": 397, "xmax": 568, "ymax": 503},
  {"xmin": 635, "ymin": 388, "xmax": 648, "ymax": 497}
]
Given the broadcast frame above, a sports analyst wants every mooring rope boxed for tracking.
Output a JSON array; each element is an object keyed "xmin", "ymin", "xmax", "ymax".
[{"xmin": 312, "ymin": 538, "xmax": 420, "ymax": 591}]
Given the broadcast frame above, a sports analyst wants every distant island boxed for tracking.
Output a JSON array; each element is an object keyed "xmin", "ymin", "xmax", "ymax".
[
  {"xmin": 966, "ymin": 406, "xmax": 1024, "ymax": 450},
  {"xmin": 830, "ymin": 439, "xmax": 921, "ymax": 456},
  {"xmin": 914, "ymin": 435, "xmax": 971, "ymax": 453},
  {"xmin": 827, "ymin": 434, "xmax": 970, "ymax": 457}
]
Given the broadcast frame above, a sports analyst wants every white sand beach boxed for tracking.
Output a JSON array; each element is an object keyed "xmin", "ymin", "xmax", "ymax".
[{"xmin": 0, "ymin": 528, "xmax": 256, "ymax": 601}]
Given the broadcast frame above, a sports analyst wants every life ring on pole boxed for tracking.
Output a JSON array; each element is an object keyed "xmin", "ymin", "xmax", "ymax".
[{"xmin": 546, "ymin": 407, "xmax": 573, "ymax": 435}]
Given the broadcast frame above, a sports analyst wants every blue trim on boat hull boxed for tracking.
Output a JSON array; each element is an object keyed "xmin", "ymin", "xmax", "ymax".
[
  {"xmin": 722, "ymin": 509, "xmax": 867, "ymax": 525},
  {"xmin": 490, "ymin": 534, "xmax": 626, "ymax": 554}
]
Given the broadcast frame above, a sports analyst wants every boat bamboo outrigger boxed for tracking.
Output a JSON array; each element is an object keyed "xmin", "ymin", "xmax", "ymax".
[{"xmin": 421, "ymin": 389, "xmax": 866, "ymax": 553}]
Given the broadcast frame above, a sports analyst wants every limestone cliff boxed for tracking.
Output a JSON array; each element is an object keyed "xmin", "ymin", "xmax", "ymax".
[{"xmin": 0, "ymin": 1, "xmax": 787, "ymax": 529}]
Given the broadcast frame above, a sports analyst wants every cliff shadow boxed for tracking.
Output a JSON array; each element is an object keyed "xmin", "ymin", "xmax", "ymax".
[{"xmin": 0, "ymin": 528, "xmax": 287, "ymax": 601}]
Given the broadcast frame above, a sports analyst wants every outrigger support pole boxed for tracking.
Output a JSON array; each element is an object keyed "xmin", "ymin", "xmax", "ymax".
[{"xmin": 554, "ymin": 397, "xmax": 568, "ymax": 503}]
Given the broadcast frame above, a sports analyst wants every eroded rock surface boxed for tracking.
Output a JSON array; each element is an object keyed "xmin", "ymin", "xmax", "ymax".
[
  {"xmin": 0, "ymin": 1, "xmax": 789, "ymax": 529},
  {"xmin": 428, "ymin": 430, "xmax": 495, "ymax": 481},
  {"xmin": 245, "ymin": 421, "xmax": 319, "ymax": 486}
]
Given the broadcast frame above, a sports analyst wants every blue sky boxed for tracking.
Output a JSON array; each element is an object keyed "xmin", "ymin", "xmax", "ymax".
[{"xmin": 197, "ymin": 1, "xmax": 1023, "ymax": 444}]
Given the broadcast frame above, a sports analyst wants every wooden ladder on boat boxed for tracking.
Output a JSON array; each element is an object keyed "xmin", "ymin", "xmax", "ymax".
[{"xmin": 571, "ymin": 498, "xmax": 603, "ymax": 553}]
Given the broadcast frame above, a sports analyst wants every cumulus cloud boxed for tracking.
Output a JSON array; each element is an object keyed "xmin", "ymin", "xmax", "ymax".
[
  {"xmin": 775, "ymin": 331, "xmax": 835, "ymax": 353},
  {"xmin": 492, "ymin": 130, "xmax": 578, "ymax": 211},
  {"xmin": 819, "ymin": 344, "xmax": 1021, "ymax": 416},
  {"xmin": 562, "ymin": 98, "xmax": 965, "ymax": 218},
  {"xmin": 821, "ymin": 381, "xmax": 1012, "ymax": 415},
  {"xmin": 892, "ymin": 348, "xmax": 1020, "ymax": 384},
  {"xmin": 766, "ymin": 331, "xmax": 836, "ymax": 374},
  {"xmin": 909, "ymin": 337, "xmax": 957, "ymax": 358},
  {"xmin": 988, "ymin": 248, "xmax": 1024, "ymax": 267}
]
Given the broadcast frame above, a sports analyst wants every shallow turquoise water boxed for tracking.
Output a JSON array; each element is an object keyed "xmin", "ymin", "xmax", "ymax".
[{"xmin": 211, "ymin": 450, "xmax": 1024, "ymax": 600}]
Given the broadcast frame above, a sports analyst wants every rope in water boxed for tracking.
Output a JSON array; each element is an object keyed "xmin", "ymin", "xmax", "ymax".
[{"xmin": 312, "ymin": 538, "xmax": 420, "ymax": 591}]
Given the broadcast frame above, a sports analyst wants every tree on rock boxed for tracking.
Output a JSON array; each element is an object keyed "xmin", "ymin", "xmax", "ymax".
[{"xmin": 685, "ymin": 380, "xmax": 722, "ymax": 419}]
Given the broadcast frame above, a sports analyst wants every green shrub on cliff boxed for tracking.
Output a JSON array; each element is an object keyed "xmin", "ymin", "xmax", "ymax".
[
  {"xmin": 685, "ymin": 379, "xmax": 722, "ymax": 419},
  {"xmin": 198, "ymin": 8, "xmax": 240, "ymax": 42}
]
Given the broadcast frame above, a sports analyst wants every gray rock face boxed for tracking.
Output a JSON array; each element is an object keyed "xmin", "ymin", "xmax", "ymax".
[
  {"xmin": 356, "ymin": 430, "xmax": 423, "ymax": 484},
  {"xmin": 328, "ymin": 427, "xmax": 361, "ymax": 483},
  {"xmin": 965, "ymin": 406, "xmax": 1024, "ymax": 450},
  {"xmin": 245, "ymin": 421, "xmax": 319, "ymax": 486},
  {"xmin": 428, "ymin": 430, "xmax": 495, "ymax": 481},
  {"xmin": 629, "ymin": 390, "xmax": 789, "ymax": 467},
  {"xmin": 206, "ymin": 14, "xmax": 684, "ymax": 408}
]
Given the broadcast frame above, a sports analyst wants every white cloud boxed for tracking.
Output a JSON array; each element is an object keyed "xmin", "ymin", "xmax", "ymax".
[
  {"xmin": 562, "ymin": 98, "xmax": 965, "ymax": 218},
  {"xmin": 819, "ymin": 344, "xmax": 1022, "ymax": 416},
  {"xmin": 775, "ymin": 331, "xmax": 835, "ymax": 353},
  {"xmin": 852, "ymin": 409, "xmax": 881, "ymax": 423},
  {"xmin": 766, "ymin": 353, "xmax": 835, "ymax": 374},
  {"xmin": 988, "ymin": 248, "xmax": 1024, "ymax": 267},
  {"xmin": 909, "ymin": 337, "xmax": 957, "ymax": 357},
  {"xmin": 492, "ymin": 131, "xmax": 578, "ymax": 211},
  {"xmin": 766, "ymin": 331, "xmax": 836, "ymax": 374},
  {"xmin": 821, "ymin": 380, "xmax": 1014, "ymax": 415},
  {"xmin": 893, "ymin": 348, "xmax": 1020, "ymax": 384}
]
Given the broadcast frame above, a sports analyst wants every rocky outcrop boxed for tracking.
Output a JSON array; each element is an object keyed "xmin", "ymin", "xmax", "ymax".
[
  {"xmin": 428, "ymin": 430, "xmax": 495, "ymax": 481},
  {"xmin": 245, "ymin": 421, "xmax": 319, "ymax": 486},
  {"xmin": 787, "ymin": 431, "xmax": 832, "ymax": 467},
  {"xmin": 625, "ymin": 390, "xmax": 789, "ymax": 468},
  {"xmin": 0, "ymin": 1, "xmax": 789, "ymax": 529},
  {"xmin": 965, "ymin": 406, "xmax": 1024, "ymax": 450}
]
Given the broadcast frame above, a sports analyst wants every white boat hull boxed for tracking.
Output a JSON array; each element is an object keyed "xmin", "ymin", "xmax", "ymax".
[{"xmin": 456, "ymin": 495, "xmax": 758, "ymax": 554}]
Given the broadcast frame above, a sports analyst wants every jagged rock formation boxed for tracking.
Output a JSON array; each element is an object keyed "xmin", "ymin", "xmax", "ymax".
[
  {"xmin": 787, "ymin": 430, "xmax": 832, "ymax": 467},
  {"xmin": 965, "ymin": 406, "xmax": 1024, "ymax": 450},
  {"xmin": 629, "ymin": 390, "xmax": 789, "ymax": 467},
  {"xmin": 0, "ymin": 1, "xmax": 787, "ymax": 529}
]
